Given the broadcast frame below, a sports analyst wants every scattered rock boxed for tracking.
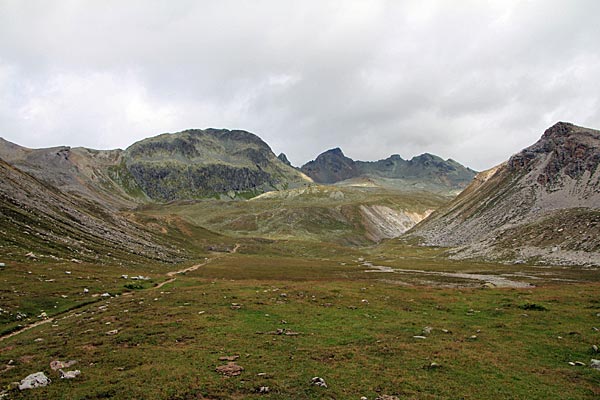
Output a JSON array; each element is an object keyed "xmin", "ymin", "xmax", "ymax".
[
  {"xmin": 18, "ymin": 372, "xmax": 50, "ymax": 390},
  {"xmin": 34, "ymin": 338, "xmax": 44, "ymax": 342},
  {"xmin": 375, "ymin": 396, "xmax": 400, "ymax": 400},
  {"xmin": 50, "ymin": 360, "xmax": 77, "ymax": 371},
  {"xmin": 59, "ymin": 369, "xmax": 81, "ymax": 379},
  {"xmin": 591, "ymin": 359, "xmax": 600, "ymax": 370},
  {"xmin": 259, "ymin": 328, "xmax": 301, "ymax": 336},
  {"xmin": 216, "ymin": 362, "xmax": 244, "ymax": 376},
  {"xmin": 106, "ymin": 329, "xmax": 119, "ymax": 336},
  {"xmin": 0, "ymin": 263, "xmax": 5, "ymax": 267},
  {"xmin": 83, "ymin": 288, "xmax": 89, "ymax": 293},
  {"xmin": 219, "ymin": 355, "xmax": 240, "ymax": 361},
  {"xmin": 361, "ymin": 397, "xmax": 368, "ymax": 400},
  {"xmin": 310, "ymin": 376, "xmax": 327, "ymax": 388},
  {"xmin": 25, "ymin": 252, "xmax": 38, "ymax": 259},
  {"xmin": 569, "ymin": 361, "xmax": 586, "ymax": 366},
  {"xmin": 413, "ymin": 335, "xmax": 427, "ymax": 340},
  {"xmin": 101, "ymin": 293, "xmax": 111, "ymax": 297},
  {"xmin": 424, "ymin": 362, "xmax": 441, "ymax": 369},
  {"xmin": 131, "ymin": 275, "xmax": 150, "ymax": 280},
  {"xmin": 469, "ymin": 335, "xmax": 478, "ymax": 340},
  {"xmin": 230, "ymin": 303, "xmax": 242, "ymax": 310},
  {"xmin": 422, "ymin": 326, "xmax": 433, "ymax": 335},
  {"xmin": 257, "ymin": 386, "xmax": 270, "ymax": 394}
]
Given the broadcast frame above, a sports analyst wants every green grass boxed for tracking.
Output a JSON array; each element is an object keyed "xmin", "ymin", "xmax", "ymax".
[{"xmin": 1, "ymin": 249, "xmax": 599, "ymax": 399}]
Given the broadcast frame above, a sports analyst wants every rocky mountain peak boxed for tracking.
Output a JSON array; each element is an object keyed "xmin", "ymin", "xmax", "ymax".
[
  {"xmin": 277, "ymin": 153, "xmax": 292, "ymax": 167},
  {"xmin": 409, "ymin": 122, "xmax": 600, "ymax": 266},
  {"xmin": 314, "ymin": 147, "xmax": 348, "ymax": 161},
  {"xmin": 541, "ymin": 121, "xmax": 575, "ymax": 139},
  {"xmin": 508, "ymin": 122, "xmax": 600, "ymax": 186}
]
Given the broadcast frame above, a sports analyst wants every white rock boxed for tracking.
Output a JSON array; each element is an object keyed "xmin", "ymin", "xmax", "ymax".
[
  {"xmin": 19, "ymin": 372, "xmax": 50, "ymax": 390},
  {"xmin": 59, "ymin": 369, "xmax": 81, "ymax": 379},
  {"xmin": 310, "ymin": 376, "xmax": 327, "ymax": 388},
  {"xmin": 591, "ymin": 359, "xmax": 600, "ymax": 370}
]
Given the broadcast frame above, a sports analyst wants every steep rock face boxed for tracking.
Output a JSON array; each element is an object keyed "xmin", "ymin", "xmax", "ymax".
[
  {"xmin": 409, "ymin": 122, "xmax": 600, "ymax": 265},
  {"xmin": 124, "ymin": 129, "xmax": 311, "ymax": 201},
  {"xmin": 300, "ymin": 148, "xmax": 475, "ymax": 193}
]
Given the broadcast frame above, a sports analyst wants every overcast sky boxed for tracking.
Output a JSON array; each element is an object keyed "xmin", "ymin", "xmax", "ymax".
[{"xmin": 1, "ymin": 0, "xmax": 599, "ymax": 170}]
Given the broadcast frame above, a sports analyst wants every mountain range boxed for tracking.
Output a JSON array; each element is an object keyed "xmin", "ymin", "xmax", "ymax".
[
  {"xmin": 1, "ymin": 122, "xmax": 599, "ymax": 266},
  {"xmin": 300, "ymin": 148, "xmax": 476, "ymax": 193}
]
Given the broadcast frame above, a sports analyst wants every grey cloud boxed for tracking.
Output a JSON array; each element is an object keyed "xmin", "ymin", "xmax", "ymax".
[{"xmin": 1, "ymin": 0, "xmax": 599, "ymax": 171}]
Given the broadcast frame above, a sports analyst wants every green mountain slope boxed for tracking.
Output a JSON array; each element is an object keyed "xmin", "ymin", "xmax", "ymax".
[
  {"xmin": 124, "ymin": 129, "xmax": 312, "ymax": 201},
  {"xmin": 142, "ymin": 185, "xmax": 448, "ymax": 245}
]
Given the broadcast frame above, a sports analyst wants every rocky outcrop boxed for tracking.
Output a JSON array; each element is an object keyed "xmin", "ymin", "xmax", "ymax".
[
  {"xmin": 408, "ymin": 122, "xmax": 600, "ymax": 265},
  {"xmin": 277, "ymin": 153, "xmax": 292, "ymax": 167},
  {"xmin": 301, "ymin": 148, "xmax": 475, "ymax": 193}
]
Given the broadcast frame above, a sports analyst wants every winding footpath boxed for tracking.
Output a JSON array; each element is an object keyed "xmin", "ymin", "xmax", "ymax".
[{"xmin": 0, "ymin": 244, "xmax": 240, "ymax": 342}]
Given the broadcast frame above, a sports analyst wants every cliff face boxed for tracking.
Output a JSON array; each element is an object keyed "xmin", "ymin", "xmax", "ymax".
[
  {"xmin": 408, "ymin": 122, "xmax": 600, "ymax": 266},
  {"xmin": 300, "ymin": 148, "xmax": 475, "ymax": 193},
  {"xmin": 124, "ymin": 129, "xmax": 311, "ymax": 201}
]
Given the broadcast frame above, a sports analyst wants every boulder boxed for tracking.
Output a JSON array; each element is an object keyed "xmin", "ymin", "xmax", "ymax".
[{"xmin": 18, "ymin": 372, "xmax": 50, "ymax": 390}]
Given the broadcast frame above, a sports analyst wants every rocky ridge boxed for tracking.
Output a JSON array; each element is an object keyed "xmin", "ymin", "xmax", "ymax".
[
  {"xmin": 300, "ymin": 147, "xmax": 476, "ymax": 193},
  {"xmin": 408, "ymin": 122, "xmax": 600, "ymax": 265}
]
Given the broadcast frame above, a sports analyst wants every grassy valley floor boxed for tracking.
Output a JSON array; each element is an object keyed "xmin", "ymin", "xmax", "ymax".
[{"xmin": 1, "ymin": 240, "xmax": 599, "ymax": 399}]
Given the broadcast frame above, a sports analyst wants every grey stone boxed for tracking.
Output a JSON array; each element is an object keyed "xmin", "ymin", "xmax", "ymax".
[
  {"xmin": 59, "ymin": 369, "xmax": 81, "ymax": 379},
  {"xmin": 18, "ymin": 372, "xmax": 51, "ymax": 390}
]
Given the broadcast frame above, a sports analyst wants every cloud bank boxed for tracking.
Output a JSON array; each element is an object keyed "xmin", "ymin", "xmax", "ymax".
[{"xmin": 1, "ymin": 0, "xmax": 599, "ymax": 170}]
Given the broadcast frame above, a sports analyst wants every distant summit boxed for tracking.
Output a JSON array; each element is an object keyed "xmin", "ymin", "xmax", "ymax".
[{"xmin": 300, "ymin": 148, "xmax": 476, "ymax": 193}]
